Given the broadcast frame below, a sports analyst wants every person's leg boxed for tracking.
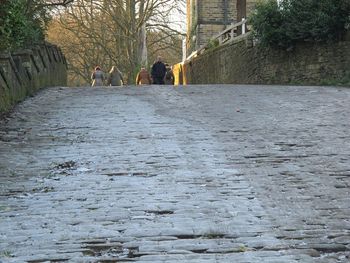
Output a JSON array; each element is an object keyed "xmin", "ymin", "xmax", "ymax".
[{"xmin": 153, "ymin": 78, "xmax": 162, "ymax": 84}]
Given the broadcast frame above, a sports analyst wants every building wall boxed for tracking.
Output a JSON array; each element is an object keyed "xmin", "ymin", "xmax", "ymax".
[
  {"xmin": 187, "ymin": 0, "xmax": 258, "ymax": 55},
  {"xmin": 197, "ymin": 0, "xmax": 234, "ymax": 45}
]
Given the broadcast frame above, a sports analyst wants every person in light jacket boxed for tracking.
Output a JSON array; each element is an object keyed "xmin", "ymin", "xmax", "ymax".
[
  {"xmin": 136, "ymin": 67, "xmax": 152, "ymax": 85},
  {"xmin": 91, "ymin": 66, "xmax": 105, "ymax": 86},
  {"xmin": 108, "ymin": 66, "xmax": 124, "ymax": 86}
]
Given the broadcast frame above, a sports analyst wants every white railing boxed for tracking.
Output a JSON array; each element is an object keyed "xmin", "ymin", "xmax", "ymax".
[
  {"xmin": 213, "ymin": 18, "xmax": 247, "ymax": 45},
  {"xmin": 184, "ymin": 18, "xmax": 248, "ymax": 62}
]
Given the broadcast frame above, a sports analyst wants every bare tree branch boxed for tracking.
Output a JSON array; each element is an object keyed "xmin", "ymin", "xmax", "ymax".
[{"xmin": 47, "ymin": 0, "xmax": 186, "ymax": 85}]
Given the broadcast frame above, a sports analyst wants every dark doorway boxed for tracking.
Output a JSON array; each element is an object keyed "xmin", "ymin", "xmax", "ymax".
[
  {"xmin": 237, "ymin": 0, "xmax": 246, "ymax": 21},
  {"xmin": 236, "ymin": 0, "xmax": 246, "ymax": 35}
]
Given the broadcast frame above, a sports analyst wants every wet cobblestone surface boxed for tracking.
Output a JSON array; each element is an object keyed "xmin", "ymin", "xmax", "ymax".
[{"xmin": 0, "ymin": 85, "xmax": 349, "ymax": 262}]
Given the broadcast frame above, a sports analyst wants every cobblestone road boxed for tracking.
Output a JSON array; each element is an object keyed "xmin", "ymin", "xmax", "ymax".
[{"xmin": 0, "ymin": 85, "xmax": 349, "ymax": 263}]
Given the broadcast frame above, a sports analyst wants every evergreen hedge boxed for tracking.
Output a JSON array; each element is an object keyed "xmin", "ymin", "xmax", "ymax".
[
  {"xmin": 250, "ymin": 0, "xmax": 350, "ymax": 49},
  {"xmin": 0, "ymin": 0, "xmax": 46, "ymax": 51}
]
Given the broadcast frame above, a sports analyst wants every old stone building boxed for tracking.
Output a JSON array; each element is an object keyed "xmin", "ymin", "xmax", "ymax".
[{"xmin": 187, "ymin": 0, "xmax": 257, "ymax": 54}]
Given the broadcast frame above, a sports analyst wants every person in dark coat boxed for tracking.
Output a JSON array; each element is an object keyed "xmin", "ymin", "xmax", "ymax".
[{"xmin": 151, "ymin": 56, "xmax": 167, "ymax": 85}]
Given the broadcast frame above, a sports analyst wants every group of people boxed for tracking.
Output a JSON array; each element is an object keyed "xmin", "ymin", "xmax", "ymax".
[
  {"xmin": 91, "ymin": 56, "xmax": 174, "ymax": 87},
  {"xmin": 91, "ymin": 66, "xmax": 124, "ymax": 87}
]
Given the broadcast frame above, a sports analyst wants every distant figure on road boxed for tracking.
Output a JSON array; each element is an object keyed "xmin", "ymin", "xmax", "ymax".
[
  {"xmin": 151, "ymin": 56, "xmax": 167, "ymax": 85},
  {"xmin": 136, "ymin": 67, "xmax": 152, "ymax": 85},
  {"xmin": 107, "ymin": 66, "xmax": 124, "ymax": 86},
  {"xmin": 91, "ymin": 66, "xmax": 105, "ymax": 86},
  {"xmin": 164, "ymin": 64, "xmax": 175, "ymax": 85}
]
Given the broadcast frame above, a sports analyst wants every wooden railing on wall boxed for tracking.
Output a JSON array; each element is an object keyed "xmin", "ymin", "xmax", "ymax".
[
  {"xmin": 173, "ymin": 19, "xmax": 249, "ymax": 85},
  {"xmin": 185, "ymin": 18, "xmax": 248, "ymax": 62}
]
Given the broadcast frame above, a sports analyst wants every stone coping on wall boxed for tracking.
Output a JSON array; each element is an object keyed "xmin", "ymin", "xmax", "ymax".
[{"xmin": 0, "ymin": 43, "xmax": 67, "ymax": 113}]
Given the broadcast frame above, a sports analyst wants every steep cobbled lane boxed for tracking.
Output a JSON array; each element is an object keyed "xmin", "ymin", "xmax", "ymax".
[{"xmin": 0, "ymin": 85, "xmax": 349, "ymax": 262}]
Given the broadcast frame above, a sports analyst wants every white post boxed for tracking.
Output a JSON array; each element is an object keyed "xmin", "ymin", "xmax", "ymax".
[
  {"xmin": 242, "ymin": 18, "xmax": 246, "ymax": 35},
  {"xmin": 182, "ymin": 38, "xmax": 187, "ymax": 62}
]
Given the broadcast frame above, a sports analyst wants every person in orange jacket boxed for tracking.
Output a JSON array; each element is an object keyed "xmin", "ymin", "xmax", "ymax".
[{"xmin": 136, "ymin": 67, "xmax": 152, "ymax": 85}]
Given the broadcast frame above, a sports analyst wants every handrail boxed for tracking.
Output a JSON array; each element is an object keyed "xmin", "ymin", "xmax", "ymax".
[
  {"xmin": 212, "ymin": 18, "xmax": 247, "ymax": 43},
  {"xmin": 185, "ymin": 18, "xmax": 248, "ymax": 62}
]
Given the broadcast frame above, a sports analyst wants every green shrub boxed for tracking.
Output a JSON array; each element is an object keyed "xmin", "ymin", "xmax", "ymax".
[
  {"xmin": 0, "ymin": 0, "xmax": 45, "ymax": 51},
  {"xmin": 250, "ymin": 0, "xmax": 350, "ymax": 49},
  {"xmin": 249, "ymin": 0, "xmax": 289, "ymax": 48},
  {"xmin": 206, "ymin": 39, "xmax": 220, "ymax": 50}
]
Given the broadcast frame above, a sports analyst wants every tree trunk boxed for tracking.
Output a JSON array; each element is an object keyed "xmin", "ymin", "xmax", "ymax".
[{"xmin": 138, "ymin": 0, "xmax": 148, "ymax": 67}]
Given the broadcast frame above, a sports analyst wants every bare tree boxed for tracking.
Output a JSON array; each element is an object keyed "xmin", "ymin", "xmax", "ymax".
[
  {"xmin": 27, "ymin": 0, "xmax": 74, "ymax": 7},
  {"xmin": 47, "ymin": 0, "xmax": 186, "ymax": 85}
]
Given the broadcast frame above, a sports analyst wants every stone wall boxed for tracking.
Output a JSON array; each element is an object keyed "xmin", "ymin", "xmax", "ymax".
[
  {"xmin": 0, "ymin": 43, "xmax": 67, "ymax": 113},
  {"xmin": 181, "ymin": 33, "xmax": 350, "ymax": 86}
]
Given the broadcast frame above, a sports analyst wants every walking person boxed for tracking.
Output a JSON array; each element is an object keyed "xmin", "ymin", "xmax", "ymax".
[
  {"xmin": 136, "ymin": 67, "xmax": 152, "ymax": 85},
  {"xmin": 107, "ymin": 66, "xmax": 124, "ymax": 86},
  {"xmin": 151, "ymin": 56, "xmax": 167, "ymax": 85},
  {"xmin": 91, "ymin": 66, "xmax": 105, "ymax": 86},
  {"xmin": 164, "ymin": 64, "xmax": 175, "ymax": 85}
]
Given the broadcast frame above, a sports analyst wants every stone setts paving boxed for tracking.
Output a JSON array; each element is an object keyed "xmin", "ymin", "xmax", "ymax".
[{"xmin": 0, "ymin": 85, "xmax": 349, "ymax": 262}]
